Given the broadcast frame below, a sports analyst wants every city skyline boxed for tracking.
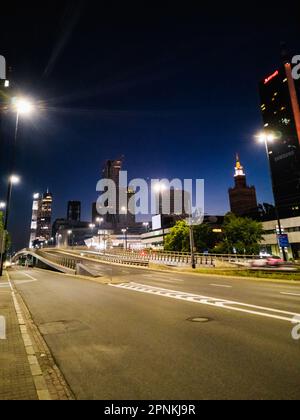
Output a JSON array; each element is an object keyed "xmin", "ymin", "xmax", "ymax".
[
  {"xmin": 0, "ymin": 3, "xmax": 299, "ymax": 250},
  {"xmin": 1, "ymin": 2, "xmax": 300, "ymax": 403}
]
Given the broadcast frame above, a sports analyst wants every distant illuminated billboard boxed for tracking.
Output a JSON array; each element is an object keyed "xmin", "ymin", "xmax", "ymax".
[{"xmin": 152, "ymin": 214, "xmax": 162, "ymax": 231}]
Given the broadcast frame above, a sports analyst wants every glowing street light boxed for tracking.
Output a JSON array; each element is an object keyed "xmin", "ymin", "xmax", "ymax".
[
  {"xmin": 255, "ymin": 130, "xmax": 287, "ymax": 262},
  {"xmin": 12, "ymin": 97, "xmax": 34, "ymax": 116},
  {"xmin": 0, "ymin": 202, "xmax": 6, "ymax": 210},
  {"xmin": 153, "ymin": 182, "xmax": 167, "ymax": 193},
  {"xmin": 10, "ymin": 175, "xmax": 20, "ymax": 185},
  {"xmin": 0, "ymin": 96, "xmax": 37, "ymax": 276}
]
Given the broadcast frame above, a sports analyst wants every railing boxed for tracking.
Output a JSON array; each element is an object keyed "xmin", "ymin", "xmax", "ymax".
[
  {"xmin": 36, "ymin": 250, "xmax": 78, "ymax": 270},
  {"xmin": 43, "ymin": 250, "xmax": 149, "ymax": 268},
  {"xmin": 72, "ymin": 249, "xmax": 218, "ymax": 267}
]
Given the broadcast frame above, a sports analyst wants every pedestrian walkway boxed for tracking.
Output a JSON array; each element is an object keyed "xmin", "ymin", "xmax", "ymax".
[{"xmin": 0, "ymin": 272, "xmax": 38, "ymax": 400}]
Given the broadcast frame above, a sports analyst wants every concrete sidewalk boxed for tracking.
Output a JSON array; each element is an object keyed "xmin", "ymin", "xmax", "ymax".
[{"xmin": 0, "ymin": 273, "xmax": 38, "ymax": 400}]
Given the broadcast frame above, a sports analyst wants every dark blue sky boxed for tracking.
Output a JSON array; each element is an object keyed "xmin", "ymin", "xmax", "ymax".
[{"xmin": 0, "ymin": 1, "xmax": 299, "ymax": 250}]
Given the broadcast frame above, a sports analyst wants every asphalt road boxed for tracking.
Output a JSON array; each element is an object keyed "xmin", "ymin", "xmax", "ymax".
[{"xmin": 8, "ymin": 265, "xmax": 300, "ymax": 400}]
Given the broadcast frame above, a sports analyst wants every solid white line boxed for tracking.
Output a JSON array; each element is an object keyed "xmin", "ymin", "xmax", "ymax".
[
  {"xmin": 5, "ymin": 271, "xmax": 51, "ymax": 400},
  {"xmin": 210, "ymin": 284, "xmax": 232, "ymax": 288},
  {"xmin": 280, "ymin": 292, "xmax": 300, "ymax": 297},
  {"xmin": 24, "ymin": 273, "xmax": 38, "ymax": 281},
  {"xmin": 0, "ymin": 316, "xmax": 6, "ymax": 340}
]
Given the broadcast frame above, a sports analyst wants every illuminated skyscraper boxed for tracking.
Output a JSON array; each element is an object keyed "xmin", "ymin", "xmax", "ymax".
[
  {"xmin": 29, "ymin": 193, "xmax": 41, "ymax": 248},
  {"xmin": 259, "ymin": 54, "xmax": 300, "ymax": 218},
  {"xmin": 30, "ymin": 190, "xmax": 53, "ymax": 246}
]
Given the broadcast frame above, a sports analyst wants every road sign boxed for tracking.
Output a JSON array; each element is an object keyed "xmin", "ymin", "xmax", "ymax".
[{"xmin": 277, "ymin": 234, "xmax": 290, "ymax": 249}]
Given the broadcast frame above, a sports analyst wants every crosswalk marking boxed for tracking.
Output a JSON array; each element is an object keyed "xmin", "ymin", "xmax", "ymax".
[{"xmin": 110, "ymin": 282, "xmax": 300, "ymax": 323}]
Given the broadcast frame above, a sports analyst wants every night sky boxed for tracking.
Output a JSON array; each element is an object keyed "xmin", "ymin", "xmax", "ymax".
[{"xmin": 0, "ymin": 1, "xmax": 299, "ymax": 250}]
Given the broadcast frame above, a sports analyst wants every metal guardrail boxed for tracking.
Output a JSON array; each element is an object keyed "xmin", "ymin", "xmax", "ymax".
[
  {"xmin": 77, "ymin": 249, "xmax": 259, "ymax": 266},
  {"xmin": 60, "ymin": 249, "xmax": 215, "ymax": 267},
  {"xmin": 44, "ymin": 250, "xmax": 150, "ymax": 268}
]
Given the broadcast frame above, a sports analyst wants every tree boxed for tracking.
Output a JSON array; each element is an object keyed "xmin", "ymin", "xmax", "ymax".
[
  {"xmin": 193, "ymin": 223, "xmax": 223, "ymax": 252},
  {"xmin": 221, "ymin": 213, "xmax": 264, "ymax": 255},
  {"xmin": 164, "ymin": 220, "xmax": 190, "ymax": 252},
  {"xmin": 164, "ymin": 220, "xmax": 223, "ymax": 253}
]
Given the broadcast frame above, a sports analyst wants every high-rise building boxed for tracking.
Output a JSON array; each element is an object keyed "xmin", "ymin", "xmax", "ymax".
[
  {"xmin": 95, "ymin": 158, "xmax": 136, "ymax": 230},
  {"xmin": 29, "ymin": 193, "xmax": 41, "ymax": 247},
  {"xmin": 36, "ymin": 191, "xmax": 53, "ymax": 242},
  {"xmin": 67, "ymin": 201, "xmax": 81, "ymax": 222},
  {"xmin": 259, "ymin": 53, "xmax": 300, "ymax": 219},
  {"xmin": 229, "ymin": 155, "xmax": 258, "ymax": 217}
]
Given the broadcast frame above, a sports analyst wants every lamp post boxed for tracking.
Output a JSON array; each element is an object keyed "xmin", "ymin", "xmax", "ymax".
[
  {"xmin": 89, "ymin": 224, "xmax": 95, "ymax": 248},
  {"xmin": 122, "ymin": 228, "xmax": 128, "ymax": 251},
  {"xmin": 67, "ymin": 230, "xmax": 74, "ymax": 248},
  {"xmin": 96, "ymin": 217, "xmax": 104, "ymax": 251},
  {"xmin": 153, "ymin": 182, "xmax": 167, "ymax": 249},
  {"xmin": 143, "ymin": 222, "xmax": 149, "ymax": 233},
  {"xmin": 0, "ymin": 97, "xmax": 35, "ymax": 276},
  {"xmin": 0, "ymin": 176, "xmax": 20, "ymax": 276},
  {"xmin": 256, "ymin": 131, "xmax": 287, "ymax": 262}
]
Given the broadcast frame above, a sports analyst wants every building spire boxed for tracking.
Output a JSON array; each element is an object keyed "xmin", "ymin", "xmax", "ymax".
[{"xmin": 234, "ymin": 153, "xmax": 245, "ymax": 177}]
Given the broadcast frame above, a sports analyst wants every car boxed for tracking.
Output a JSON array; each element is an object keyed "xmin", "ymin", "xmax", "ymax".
[{"xmin": 251, "ymin": 255, "xmax": 284, "ymax": 268}]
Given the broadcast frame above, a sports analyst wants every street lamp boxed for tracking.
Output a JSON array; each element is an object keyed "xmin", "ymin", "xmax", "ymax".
[
  {"xmin": 122, "ymin": 228, "xmax": 128, "ymax": 251},
  {"xmin": 0, "ymin": 97, "xmax": 35, "ymax": 277},
  {"xmin": 0, "ymin": 175, "xmax": 21, "ymax": 276},
  {"xmin": 143, "ymin": 222, "xmax": 149, "ymax": 232},
  {"xmin": 67, "ymin": 230, "xmax": 73, "ymax": 247},
  {"xmin": 96, "ymin": 217, "xmax": 104, "ymax": 251},
  {"xmin": 153, "ymin": 182, "xmax": 167, "ymax": 249},
  {"xmin": 0, "ymin": 202, "xmax": 6, "ymax": 210},
  {"xmin": 89, "ymin": 224, "xmax": 96, "ymax": 247},
  {"xmin": 256, "ymin": 130, "xmax": 287, "ymax": 261}
]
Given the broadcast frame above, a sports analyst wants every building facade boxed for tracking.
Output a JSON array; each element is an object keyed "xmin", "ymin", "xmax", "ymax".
[
  {"xmin": 229, "ymin": 155, "xmax": 258, "ymax": 217},
  {"xmin": 67, "ymin": 201, "xmax": 81, "ymax": 222},
  {"xmin": 30, "ymin": 191, "xmax": 53, "ymax": 247},
  {"xmin": 94, "ymin": 158, "xmax": 136, "ymax": 231},
  {"xmin": 262, "ymin": 216, "xmax": 300, "ymax": 260},
  {"xmin": 259, "ymin": 55, "xmax": 300, "ymax": 219},
  {"xmin": 29, "ymin": 193, "xmax": 41, "ymax": 247}
]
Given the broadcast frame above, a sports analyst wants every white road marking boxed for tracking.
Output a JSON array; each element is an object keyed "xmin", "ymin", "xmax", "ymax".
[
  {"xmin": 280, "ymin": 292, "xmax": 300, "ymax": 297},
  {"xmin": 24, "ymin": 273, "xmax": 38, "ymax": 281},
  {"xmin": 211, "ymin": 284, "xmax": 232, "ymax": 289},
  {"xmin": 0, "ymin": 316, "xmax": 6, "ymax": 340},
  {"xmin": 11, "ymin": 272, "xmax": 38, "ymax": 285},
  {"xmin": 110, "ymin": 282, "xmax": 300, "ymax": 323},
  {"xmin": 13, "ymin": 279, "xmax": 38, "ymax": 285}
]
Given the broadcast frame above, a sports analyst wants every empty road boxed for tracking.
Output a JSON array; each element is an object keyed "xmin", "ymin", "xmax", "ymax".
[{"xmin": 7, "ymin": 265, "xmax": 300, "ymax": 400}]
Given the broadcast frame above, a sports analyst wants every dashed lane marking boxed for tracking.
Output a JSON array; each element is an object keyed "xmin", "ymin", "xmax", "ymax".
[
  {"xmin": 210, "ymin": 284, "xmax": 233, "ymax": 289},
  {"xmin": 110, "ymin": 282, "xmax": 300, "ymax": 323}
]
